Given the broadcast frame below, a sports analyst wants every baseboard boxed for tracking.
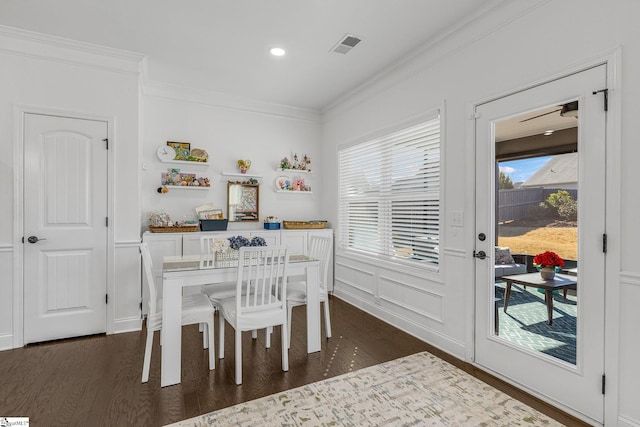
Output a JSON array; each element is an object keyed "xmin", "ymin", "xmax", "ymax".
[
  {"xmin": 112, "ymin": 316, "xmax": 142, "ymax": 334},
  {"xmin": 618, "ymin": 415, "xmax": 640, "ymax": 427},
  {"xmin": 0, "ymin": 333, "xmax": 14, "ymax": 351}
]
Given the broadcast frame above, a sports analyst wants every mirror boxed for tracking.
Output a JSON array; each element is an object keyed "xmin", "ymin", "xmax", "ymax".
[{"xmin": 227, "ymin": 182, "xmax": 259, "ymax": 222}]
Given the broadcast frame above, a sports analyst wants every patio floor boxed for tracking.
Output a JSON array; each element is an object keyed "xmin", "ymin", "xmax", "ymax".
[{"xmin": 494, "ymin": 281, "xmax": 577, "ymax": 365}]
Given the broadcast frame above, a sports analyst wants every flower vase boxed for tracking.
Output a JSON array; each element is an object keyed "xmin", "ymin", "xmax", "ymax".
[{"xmin": 540, "ymin": 267, "xmax": 556, "ymax": 281}]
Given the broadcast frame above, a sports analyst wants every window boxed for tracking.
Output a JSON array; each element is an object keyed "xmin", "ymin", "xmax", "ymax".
[{"xmin": 338, "ymin": 114, "xmax": 441, "ymax": 266}]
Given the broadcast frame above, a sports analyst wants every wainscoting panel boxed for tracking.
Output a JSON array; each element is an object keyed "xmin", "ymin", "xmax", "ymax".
[
  {"xmin": 618, "ymin": 272, "xmax": 640, "ymax": 427},
  {"xmin": 0, "ymin": 245, "xmax": 13, "ymax": 349},
  {"xmin": 378, "ymin": 274, "xmax": 444, "ymax": 323},
  {"xmin": 334, "ymin": 258, "xmax": 376, "ymax": 296},
  {"xmin": 113, "ymin": 241, "xmax": 142, "ymax": 333}
]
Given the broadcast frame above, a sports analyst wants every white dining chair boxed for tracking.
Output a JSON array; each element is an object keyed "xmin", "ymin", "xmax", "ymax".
[
  {"xmin": 140, "ymin": 242, "xmax": 215, "ymax": 383},
  {"xmin": 200, "ymin": 235, "xmax": 237, "ymax": 304},
  {"xmin": 286, "ymin": 235, "xmax": 332, "ymax": 347},
  {"xmin": 217, "ymin": 246, "xmax": 290, "ymax": 385}
]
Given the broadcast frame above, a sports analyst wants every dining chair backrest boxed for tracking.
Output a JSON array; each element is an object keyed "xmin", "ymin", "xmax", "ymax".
[
  {"xmin": 200, "ymin": 235, "xmax": 218, "ymax": 269},
  {"xmin": 308, "ymin": 236, "xmax": 332, "ymax": 292},
  {"xmin": 140, "ymin": 242, "xmax": 159, "ymax": 318},
  {"xmin": 236, "ymin": 246, "xmax": 289, "ymax": 315}
]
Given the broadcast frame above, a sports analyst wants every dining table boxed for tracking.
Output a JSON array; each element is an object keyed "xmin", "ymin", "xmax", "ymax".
[{"xmin": 161, "ymin": 253, "xmax": 321, "ymax": 387}]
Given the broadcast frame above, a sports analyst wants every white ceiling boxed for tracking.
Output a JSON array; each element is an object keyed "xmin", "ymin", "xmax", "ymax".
[{"xmin": 0, "ymin": 0, "xmax": 503, "ymax": 111}]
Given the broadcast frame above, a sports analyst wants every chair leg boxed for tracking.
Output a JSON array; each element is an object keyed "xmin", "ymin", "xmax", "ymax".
[
  {"xmin": 218, "ymin": 315, "xmax": 225, "ymax": 359},
  {"xmin": 323, "ymin": 298, "xmax": 332, "ymax": 339},
  {"xmin": 287, "ymin": 303, "xmax": 293, "ymax": 349},
  {"xmin": 207, "ymin": 319, "xmax": 215, "ymax": 370},
  {"xmin": 251, "ymin": 329, "xmax": 257, "ymax": 339},
  {"xmin": 266, "ymin": 326, "xmax": 271, "ymax": 348},
  {"xmin": 235, "ymin": 329, "xmax": 243, "ymax": 385},
  {"xmin": 142, "ymin": 329, "xmax": 154, "ymax": 383},
  {"xmin": 281, "ymin": 322, "xmax": 289, "ymax": 372}
]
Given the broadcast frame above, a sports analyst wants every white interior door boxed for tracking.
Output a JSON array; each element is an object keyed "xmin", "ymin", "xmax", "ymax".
[
  {"xmin": 474, "ymin": 65, "xmax": 606, "ymax": 423},
  {"xmin": 23, "ymin": 114, "xmax": 108, "ymax": 344}
]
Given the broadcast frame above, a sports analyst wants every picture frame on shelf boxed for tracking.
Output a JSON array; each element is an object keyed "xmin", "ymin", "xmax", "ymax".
[{"xmin": 167, "ymin": 141, "xmax": 190, "ymax": 160}]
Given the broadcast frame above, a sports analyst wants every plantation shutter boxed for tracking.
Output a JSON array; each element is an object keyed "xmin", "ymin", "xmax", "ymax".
[{"xmin": 338, "ymin": 114, "xmax": 441, "ymax": 266}]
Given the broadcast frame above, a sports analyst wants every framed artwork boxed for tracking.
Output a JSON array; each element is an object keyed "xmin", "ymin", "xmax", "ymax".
[
  {"xmin": 166, "ymin": 141, "xmax": 190, "ymax": 160},
  {"xmin": 227, "ymin": 182, "xmax": 259, "ymax": 222}
]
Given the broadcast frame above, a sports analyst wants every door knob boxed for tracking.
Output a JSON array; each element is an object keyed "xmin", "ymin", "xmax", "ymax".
[
  {"xmin": 27, "ymin": 236, "xmax": 46, "ymax": 244},
  {"xmin": 473, "ymin": 250, "xmax": 487, "ymax": 260}
]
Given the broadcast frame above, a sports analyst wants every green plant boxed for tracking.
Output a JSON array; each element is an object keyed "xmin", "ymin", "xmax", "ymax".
[
  {"xmin": 546, "ymin": 190, "xmax": 577, "ymax": 221},
  {"xmin": 498, "ymin": 170, "xmax": 514, "ymax": 189}
]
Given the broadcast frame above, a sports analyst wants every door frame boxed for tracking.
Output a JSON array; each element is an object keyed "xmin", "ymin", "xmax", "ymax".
[
  {"xmin": 465, "ymin": 49, "xmax": 621, "ymax": 426},
  {"xmin": 13, "ymin": 105, "xmax": 116, "ymax": 348}
]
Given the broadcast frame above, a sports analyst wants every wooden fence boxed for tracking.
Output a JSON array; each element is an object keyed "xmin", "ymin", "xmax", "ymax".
[{"xmin": 498, "ymin": 188, "xmax": 578, "ymax": 222}]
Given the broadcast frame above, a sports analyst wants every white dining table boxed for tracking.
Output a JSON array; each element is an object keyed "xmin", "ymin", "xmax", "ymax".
[{"xmin": 161, "ymin": 253, "xmax": 321, "ymax": 387}]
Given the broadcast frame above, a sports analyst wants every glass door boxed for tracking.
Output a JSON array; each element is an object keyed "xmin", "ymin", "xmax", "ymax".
[{"xmin": 474, "ymin": 65, "xmax": 606, "ymax": 424}]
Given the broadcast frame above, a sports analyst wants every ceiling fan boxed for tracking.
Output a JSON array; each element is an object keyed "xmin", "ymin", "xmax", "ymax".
[{"xmin": 519, "ymin": 100, "xmax": 579, "ymax": 123}]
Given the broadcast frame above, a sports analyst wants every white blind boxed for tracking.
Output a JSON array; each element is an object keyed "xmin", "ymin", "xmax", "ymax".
[{"xmin": 338, "ymin": 116, "xmax": 440, "ymax": 265}]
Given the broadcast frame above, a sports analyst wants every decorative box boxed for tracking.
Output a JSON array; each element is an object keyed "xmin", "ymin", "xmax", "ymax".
[{"xmin": 200, "ymin": 219, "xmax": 228, "ymax": 231}]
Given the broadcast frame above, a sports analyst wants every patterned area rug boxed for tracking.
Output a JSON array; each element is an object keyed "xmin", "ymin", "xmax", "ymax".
[{"xmin": 166, "ymin": 351, "xmax": 562, "ymax": 426}]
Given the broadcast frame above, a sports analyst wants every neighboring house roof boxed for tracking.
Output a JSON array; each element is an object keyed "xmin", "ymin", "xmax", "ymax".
[{"xmin": 522, "ymin": 152, "xmax": 577, "ymax": 187}]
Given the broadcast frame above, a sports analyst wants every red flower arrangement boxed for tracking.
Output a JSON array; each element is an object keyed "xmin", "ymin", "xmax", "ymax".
[{"xmin": 533, "ymin": 251, "xmax": 565, "ymax": 268}]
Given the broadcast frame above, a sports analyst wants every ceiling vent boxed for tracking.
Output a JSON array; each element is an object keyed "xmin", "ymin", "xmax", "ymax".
[{"xmin": 330, "ymin": 34, "xmax": 362, "ymax": 54}]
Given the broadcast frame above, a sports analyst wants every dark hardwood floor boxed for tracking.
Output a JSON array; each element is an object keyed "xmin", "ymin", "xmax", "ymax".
[{"xmin": 0, "ymin": 297, "xmax": 588, "ymax": 426}]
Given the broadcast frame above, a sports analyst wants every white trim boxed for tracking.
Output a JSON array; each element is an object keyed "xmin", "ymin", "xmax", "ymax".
[
  {"xmin": 442, "ymin": 247, "xmax": 467, "ymax": 258},
  {"xmin": 0, "ymin": 24, "xmax": 143, "ymax": 75},
  {"xmin": 0, "ymin": 334, "xmax": 13, "ymax": 351},
  {"xmin": 141, "ymin": 78, "xmax": 321, "ymax": 123},
  {"xmin": 617, "ymin": 416, "xmax": 640, "ymax": 427},
  {"xmin": 619, "ymin": 272, "xmax": 640, "ymax": 287},
  {"xmin": 112, "ymin": 316, "xmax": 142, "ymax": 334},
  {"xmin": 13, "ymin": 105, "xmax": 115, "ymax": 348},
  {"xmin": 603, "ymin": 47, "xmax": 622, "ymax": 427}
]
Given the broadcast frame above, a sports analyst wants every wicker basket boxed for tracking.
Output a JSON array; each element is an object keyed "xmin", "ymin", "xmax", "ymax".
[
  {"xmin": 282, "ymin": 220, "xmax": 327, "ymax": 229},
  {"xmin": 215, "ymin": 250, "xmax": 240, "ymax": 261},
  {"xmin": 148, "ymin": 225, "xmax": 199, "ymax": 233}
]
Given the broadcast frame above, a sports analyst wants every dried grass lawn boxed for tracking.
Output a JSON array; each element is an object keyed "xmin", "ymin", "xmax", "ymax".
[{"xmin": 498, "ymin": 219, "xmax": 578, "ymax": 260}]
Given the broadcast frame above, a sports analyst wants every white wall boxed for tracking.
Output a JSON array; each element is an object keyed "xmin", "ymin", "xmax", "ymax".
[
  {"xmin": 0, "ymin": 27, "xmax": 143, "ymax": 344},
  {"xmin": 140, "ymin": 83, "xmax": 324, "ymax": 232},
  {"xmin": 322, "ymin": 1, "xmax": 640, "ymax": 425}
]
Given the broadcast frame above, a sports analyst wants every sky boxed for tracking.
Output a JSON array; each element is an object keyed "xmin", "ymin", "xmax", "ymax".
[{"xmin": 499, "ymin": 156, "xmax": 552, "ymax": 184}]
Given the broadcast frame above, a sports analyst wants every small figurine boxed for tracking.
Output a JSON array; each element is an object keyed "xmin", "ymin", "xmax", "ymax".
[
  {"xmin": 237, "ymin": 159, "xmax": 251, "ymax": 174},
  {"xmin": 280, "ymin": 157, "xmax": 291, "ymax": 170},
  {"xmin": 303, "ymin": 154, "xmax": 311, "ymax": 171},
  {"xmin": 293, "ymin": 153, "xmax": 299, "ymax": 169}
]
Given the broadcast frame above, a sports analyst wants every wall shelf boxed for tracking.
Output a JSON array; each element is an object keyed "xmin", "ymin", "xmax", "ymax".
[
  {"xmin": 277, "ymin": 168, "xmax": 311, "ymax": 174},
  {"xmin": 164, "ymin": 185, "xmax": 211, "ymax": 190},
  {"xmin": 161, "ymin": 159, "xmax": 209, "ymax": 166},
  {"xmin": 222, "ymin": 171, "xmax": 263, "ymax": 179},
  {"xmin": 276, "ymin": 190, "xmax": 313, "ymax": 194}
]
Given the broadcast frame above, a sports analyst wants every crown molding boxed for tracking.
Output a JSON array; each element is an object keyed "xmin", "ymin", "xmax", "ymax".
[
  {"xmin": 0, "ymin": 25, "xmax": 144, "ymax": 74},
  {"xmin": 141, "ymin": 73, "xmax": 321, "ymax": 123}
]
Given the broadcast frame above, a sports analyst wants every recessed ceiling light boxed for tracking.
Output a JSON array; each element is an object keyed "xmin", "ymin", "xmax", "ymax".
[
  {"xmin": 270, "ymin": 47, "xmax": 286, "ymax": 57},
  {"xmin": 544, "ymin": 130, "xmax": 554, "ymax": 136}
]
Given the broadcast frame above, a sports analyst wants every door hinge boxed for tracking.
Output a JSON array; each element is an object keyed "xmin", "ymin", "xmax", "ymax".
[
  {"xmin": 603, "ymin": 233, "xmax": 608, "ymax": 253},
  {"xmin": 602, "ymin": 374, "xmax": 606, "ymax": 394},
  {"xmin": 21, "ymin": 236, "xmax": 24, "ymax": 244},
  {"xmin": 106, "ymin": 294, "xmax": 109, "ymax": 304},
  {"xmin": 592, "ymin": 88, "xmax": 609, "ymax": 111},
  {"xmin": 103, "ymin": 138, "xmax": 109, "ymax": 149},
  {"xmin": 106, "ymin": 217, "xmax": 109, "ymax": 227}
]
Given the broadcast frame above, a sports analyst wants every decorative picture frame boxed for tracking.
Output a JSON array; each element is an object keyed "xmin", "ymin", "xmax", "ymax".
[
  {"xmin": 227, "ymin": 182, "xmax": 259, "ymax": 222},
  {"xmin": 166, "ymin": 141, "xmax": 190, "ymax": 160}
]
